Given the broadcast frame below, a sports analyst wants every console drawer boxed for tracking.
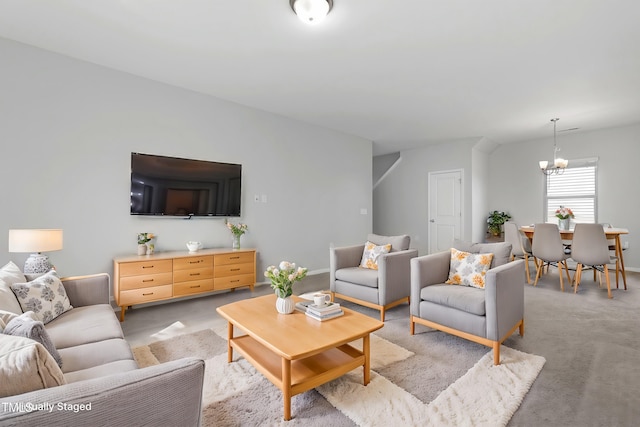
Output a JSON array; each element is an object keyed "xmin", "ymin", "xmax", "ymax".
[
  {"xmin": 119, "ymin": 272, "xmax": 173, "ymax": 291},
  {"xmin": 173, "ymin": 267, "xmax": 213, "ymax": 283},
  {"xmin": 173, "ymin": 256, "xmax": 213, "ymax": 270},
  {"xmin": 119, "ymin": 284, "xmax": 172, "ymax": 306},
  {"xmin": 215, "ymin": 273, "xmax": 255, "ymax": 290},
  {"xmin": 214, "ymin": 262, "xmax": 254, "ymax": 278},
  {"xmin": 119, "ymin": 259, "xmax": 173, "ymax": 277},
  {"xmin": 174, "ymin": 279, "xmax": 215, "ymax": 296},
  {"xmin": 215, "ymin": 252, "xmax": 254, "ymax": 266}
]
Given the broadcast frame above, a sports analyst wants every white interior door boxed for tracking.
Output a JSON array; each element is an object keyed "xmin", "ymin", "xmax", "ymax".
[{"xmin": 428, "ymin": 170, "xmax": 462, "ymax": 253}]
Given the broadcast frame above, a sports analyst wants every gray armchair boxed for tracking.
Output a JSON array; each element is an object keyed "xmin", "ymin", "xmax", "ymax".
[
  {"xmin": 409, "ymin": 241, "xmax": 525, "ymax": 365},
  {"xmin": 330, "ymin": 233, "xmax": 418, "ymax": 321}
]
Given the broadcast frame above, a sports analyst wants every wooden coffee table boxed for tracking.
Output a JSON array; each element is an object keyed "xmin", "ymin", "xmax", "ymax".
[{"xmin": 216, "ymin": 294, "xmax": 384, "ymax": 421}]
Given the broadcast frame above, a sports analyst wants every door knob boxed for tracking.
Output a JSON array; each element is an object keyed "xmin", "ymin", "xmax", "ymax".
[{"xmin": 429, "ymin": 219, "xmax": 435, "ymax": 223}]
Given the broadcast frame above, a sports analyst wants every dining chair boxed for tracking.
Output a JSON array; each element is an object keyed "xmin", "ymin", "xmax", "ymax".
[
  {"xmin": 503, "ymin": 222, "xmax": 535, "ymax": 284},
  {"xmin": 571, "ymin": 224, "xmax": 620, "ymax": 298},
  {"xmin": 531, "ymin": 223, "xmax": 572, "ymax": 291}
]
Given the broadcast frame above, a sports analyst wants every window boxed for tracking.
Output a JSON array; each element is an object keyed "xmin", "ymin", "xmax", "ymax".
[{"xmin": 544, "ymin": 158, "xmax": 598, "ymax": 224}]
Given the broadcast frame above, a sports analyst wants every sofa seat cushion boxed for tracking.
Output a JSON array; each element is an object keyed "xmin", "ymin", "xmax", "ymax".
[
  {"xmin": 63, "ymin": 359, "xmax": 139, "ymax": 384},
  {"xmin": 335, "ymin": 267, "xmax": 379, "ymax": 288},
  {"xmin": 420, "ymin": 284, "xmax": 486, "ymax": 316},
  {"xmin": 58, "ymin": 338, "xmax": 135, "ymax": 374},
  {"xmin": 45, "ymin": 304, "xmax": 123, "ymax": 349}
]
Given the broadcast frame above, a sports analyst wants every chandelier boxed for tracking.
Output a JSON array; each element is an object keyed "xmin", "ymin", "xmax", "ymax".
[{"xmin": 539, "ymin": 118, "xmax": 568, "ymax": 175}]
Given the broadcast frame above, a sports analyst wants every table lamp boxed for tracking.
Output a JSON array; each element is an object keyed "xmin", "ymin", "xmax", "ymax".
[{"xmin": 8, "ymin": 229, "xmax": 63, "ymax": 276}]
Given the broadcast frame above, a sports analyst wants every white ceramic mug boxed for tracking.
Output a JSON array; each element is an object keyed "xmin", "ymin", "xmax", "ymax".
[{"xmin": 313, "ymin": 293, "xmax": 331, "ymax": 307}]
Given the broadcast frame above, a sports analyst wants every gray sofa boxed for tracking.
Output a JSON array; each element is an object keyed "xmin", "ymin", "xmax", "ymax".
[
  {"xmin": 409, "ymin": 241, "xmax": 525, "ymax": 365},
  {"xmin": 0, "ymin": 272, "xmax": 205, "ymax": 426}
]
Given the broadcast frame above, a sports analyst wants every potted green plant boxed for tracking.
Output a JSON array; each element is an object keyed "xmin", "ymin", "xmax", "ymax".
[{"xmin": 487, "ymin": 211, "xmax": 512, "ymax": 236}]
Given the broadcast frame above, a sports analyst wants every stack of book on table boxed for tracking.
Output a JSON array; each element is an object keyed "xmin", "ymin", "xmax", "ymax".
[{"xmin": 295, "ymin": 300, "xmax": 344, "ymax": 321}]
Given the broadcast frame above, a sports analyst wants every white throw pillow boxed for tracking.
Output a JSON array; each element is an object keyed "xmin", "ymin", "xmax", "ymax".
[
  {"xmin": 0, "ymin": 261, "xmax": 26, "ymax": 314},
  {"xmin": 4, "ymin": 311, "xmax": 63, "ymax": 367},
  {"xmin": 360, "ymin": 241, "xmax": 392, "ymax": 270},
  {"xmin": 445, "ymin": 248, "xmax": 494, "ymax": 289},
  {"xmin": 0, "ymin": 334, "xmax": 66, "ymax": 398},
  {"xmin": 10, "ymin": 270, "xmax": 73, "ymax": 324}
]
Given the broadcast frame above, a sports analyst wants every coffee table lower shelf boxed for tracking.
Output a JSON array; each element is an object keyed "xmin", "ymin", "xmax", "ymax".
[{"xmin": 230, "ymin": 334, "xmax": 366, "ymax": 419}]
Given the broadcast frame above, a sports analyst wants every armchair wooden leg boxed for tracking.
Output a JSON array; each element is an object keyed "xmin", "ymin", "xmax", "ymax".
[
  {"xmin": 380, "ymin": 308, "xmax": 385, "ymax": 322},
  {"xmin": 410, "ymin": 317, "xmax": 415, "ymax": 335},
  {"xmin": 519, "ymin": 319, "xmax": 525, "ymax": 337},
  {"xmin": 493, "ymin": 342, "xmax": 500, "ymax": 366},
  {"xmin": 605, "ymin": 265, "xmax": 612, "ymax": 299}
]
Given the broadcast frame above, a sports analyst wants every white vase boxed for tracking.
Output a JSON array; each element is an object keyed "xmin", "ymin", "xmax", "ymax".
[
  {"xmin": 137, "ymin": 244, "xmax": 147, "ymax": 255},
  {"xmin": 558, "ymin": 218, "xmax": 571, "ymax": 231},
  {"xmin": 275, "ymin": 296, "xmax": 294, "ymax": 314}
]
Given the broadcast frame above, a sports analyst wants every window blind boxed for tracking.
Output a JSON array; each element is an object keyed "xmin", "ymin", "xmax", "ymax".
[{"xmin": 544, "ymin": 159, "xmax": 598, "ymax": 223}]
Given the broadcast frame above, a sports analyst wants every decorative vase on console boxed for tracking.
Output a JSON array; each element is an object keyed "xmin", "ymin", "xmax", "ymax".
[
  {"xmin": 558, "ymin": 218, "xmax": 571, "ymax": 231},
  {"xmin": 137, "ymin": 232, "xmax": 155, "ymax": 255},
  {"xmin": 265, "ymin": 261, "xmax": 308, "ymax": 314},
  {"xmin": 225, "ymin": 220, "xmax": 248, "ymax": 250}
]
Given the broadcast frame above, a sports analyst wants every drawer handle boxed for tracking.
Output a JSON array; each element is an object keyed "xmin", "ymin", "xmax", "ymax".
[
  {"xmin": 190, "ymin": 285, "xmax": 201, "ymax": 289},
  {"xmin": 231, "ymin": 280, "xmax": 239, "ymax": 283},
  {"xmin": 142, "ymin": 265, "xmax": 154, "ymax": 269},
  {"xmin": 230, "ymin": 268, "xmax": 240, "ymax": 272},
  {"xmin": 142, "ymin": 279, "xmax": 154, "ymax": 282},
  {"xmin": 189, "ymin": 260, "xmax": 202, "ymax": 264},
  {"xmin": 190, "ymin": 273, "xmax": 200, "ymax": 276},
  {"xmin": 142, "ymin": 292, "xmax": 154, "ymax": 296},
  {"xmin": 229, "ymin": 256, "xmax": 240, "ymax": 260}
]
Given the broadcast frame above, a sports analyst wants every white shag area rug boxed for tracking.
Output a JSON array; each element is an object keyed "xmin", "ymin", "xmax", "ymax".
[{"xmin": 133, "ymin": 326, "xmax": 545, "ymax": 427}]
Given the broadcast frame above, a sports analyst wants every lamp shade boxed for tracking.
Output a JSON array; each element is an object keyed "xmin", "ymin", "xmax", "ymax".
[{"xmin": 8, "ymin": 229, "xmax": 63, "ymax": 253}]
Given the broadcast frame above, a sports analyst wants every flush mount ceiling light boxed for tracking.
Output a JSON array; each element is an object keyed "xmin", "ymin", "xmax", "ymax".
[
  {"xmin": 290, "ymin": 0, "xmax": 333, "ymax": 24},
  {"xmin": 539, "ymin": 118, "xmax": 568, "ymax": 175}
]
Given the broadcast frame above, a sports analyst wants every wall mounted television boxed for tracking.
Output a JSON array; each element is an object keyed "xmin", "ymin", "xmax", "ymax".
[{"xmin": 130, "ymin": 152, "xmax": 241, "ymax": 217}]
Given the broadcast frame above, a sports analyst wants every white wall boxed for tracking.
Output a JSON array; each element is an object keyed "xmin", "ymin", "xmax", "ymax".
[
  {"xmin": 471, "ymin": 145, "xmax": 490, "ymax": 243},
  {"xmin": 373, "ymin": 139, "xmax": 479, "ymax": 256},
  {"xmin": 0, "ymin": 38, "xmax": 373, "ymax": 281},
  {"xmin": 488, "ymin": 123, "xmax": 640, "ymax": 269}
]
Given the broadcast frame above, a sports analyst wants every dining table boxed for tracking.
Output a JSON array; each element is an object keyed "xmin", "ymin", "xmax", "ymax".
[{"xmin": 520, "ymin": 225, "xmax": 629, "ymax": 289}]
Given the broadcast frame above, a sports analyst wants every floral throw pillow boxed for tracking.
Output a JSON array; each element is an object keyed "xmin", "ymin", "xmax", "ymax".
[
  {"xmin": 360, "ymin": 241, "xmax": 392, "ymax": 270},
  {"xmin": 10, "ymin": 270, "xmax": 73, "ymax": 324},
  {"xmin": 445, "ymin": 248, "xmax": 494, "ymax": 289}
]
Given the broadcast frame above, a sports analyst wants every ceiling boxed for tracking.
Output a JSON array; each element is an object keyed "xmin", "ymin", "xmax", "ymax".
[{"xmin": 1, "ymin": 0, "xmax": 639, "ymax": 155}]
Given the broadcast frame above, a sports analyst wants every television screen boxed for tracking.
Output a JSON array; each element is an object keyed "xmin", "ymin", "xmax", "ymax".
[{"xmin": 130, "ymin": 153, "xmax": 241, "ymax": 217}]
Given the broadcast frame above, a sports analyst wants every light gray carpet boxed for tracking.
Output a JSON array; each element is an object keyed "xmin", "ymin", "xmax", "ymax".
[
  {"xmin": 133, "ymin": 326, "xmax": 543, "ymax": 426},
  {"xmin": 122, "ymin": 268, "xmax": 640, "ymax": 426}
]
